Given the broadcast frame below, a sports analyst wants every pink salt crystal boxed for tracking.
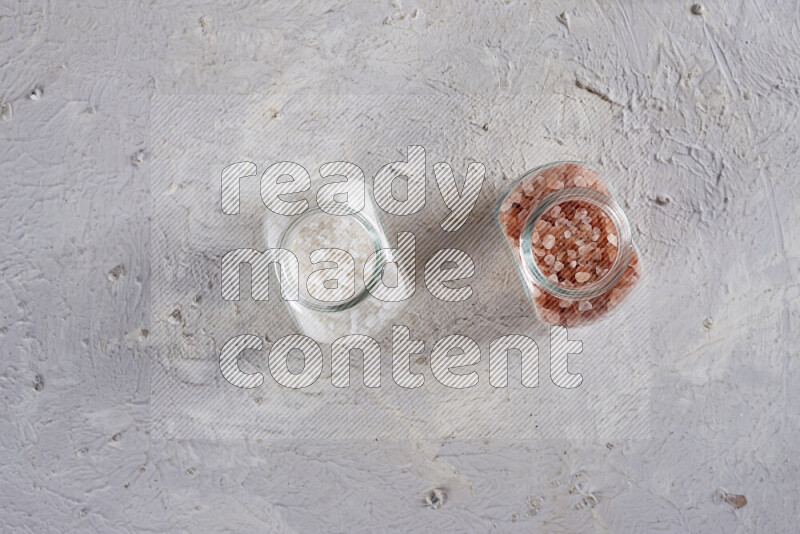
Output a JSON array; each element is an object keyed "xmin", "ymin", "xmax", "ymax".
[
  {"xmin": 534, "ymin": 219, "xmax": 551, "ymax": 233},
  {"xmin": 539, "ymin": 307, "xmax": 560, "ymax": 324},
  {"xmin": 591, "ymin": 233, "xmax": 600, "ymax": 242},
  {"xmin": 533, "ymin": 247, "xmax": 546, "ymax": 257},
  {"xmin": 564, "ymin": 230, "xmax": 572, "ymax": 238},
  {"xmin": 555, "ymin": 218, "xmax": 569, "ymax": 227},
  {"xmin": 619, "ymin": 272, "xmax": 638, "ymax": 288},
  {"xmin": 559, "ymin": 299, "xmax": 572, "ymax": 308},
  {"xmin": 573, "ymin": 175, "xmax": 588, "ymax": 187},
  {"xmin": 578, "ymin": 243, "xmax": 597, "ymax": 256},
  {"xmin": 531, "ymin": 229, "xmax": 540, "ymax": 244},
  {"xmin": 548, "ymin": 274, "xmax": 559, "ymax": 284},
  {"xmin": 575, "ymin": 271, "xmax": 591, "ymax": 283},
  {"xmin": 544, "ymin": 254, "xmax": 555, "ymax": 266},
  {"xmin": 551, "ymin": 205, "xmax": 562, "ymax": 217},
  {"xmin": 546, "ymin": 176, "xmax": 565, "ymax": 189},
  {"xmin": 554, "ymin": 261, "xmax": 564, "ymax": 272},
  {"xmin": 510, "ymin": 188, "xmax": 525, "ymax": 203},
  {"xmin": 607, "ymin": 234, "xmax": 618, "ymax": 246},
  {"xmin": 522, "ymin": 176, "xmax": 543, "ymax": 196},
  {"xmin": 570, "ymin": 260, "xmax": 577, "ymax": 268},
  {"xmin": 567, "ymin": 250, "xmax": 577, "ymax": 259},
  {"xmin": 542, "ymin": 234, "xmax": 556, "ymax": 249},
  {"xmin": 578, "ymin": 301, "xmax": 593, "ymax": 311},
  {"xmin": 531, "ymin": 285, "xmax": 541, "ymax": 298}
]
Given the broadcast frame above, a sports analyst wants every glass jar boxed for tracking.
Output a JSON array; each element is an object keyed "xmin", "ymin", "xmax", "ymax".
[
  {"xmin": 263, "ymin": 197, "xmax": 395, "ymax": 344},
  {"xmin": 495, "ymin": 161, "xmax": 642, "ymax": 327}
]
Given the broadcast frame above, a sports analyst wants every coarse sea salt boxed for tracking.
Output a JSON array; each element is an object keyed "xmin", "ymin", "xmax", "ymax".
[{"xmin": 275, "ymin": 210, "xmax": 397, "ymax": 344}]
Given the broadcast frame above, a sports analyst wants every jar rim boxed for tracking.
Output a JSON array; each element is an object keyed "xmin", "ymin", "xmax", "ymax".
[
  {"xmin": 519, "ymin": 187, "xmax": 633, "ymax": 301},
  {"xmin": 276, "ymin": 207, "xmax": 388, "ymax": 312}
]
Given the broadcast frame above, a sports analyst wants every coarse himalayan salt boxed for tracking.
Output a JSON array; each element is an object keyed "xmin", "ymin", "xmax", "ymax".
[{"xmin": 497, "ymin": 161, "xmax": 641, "ymax": 327}]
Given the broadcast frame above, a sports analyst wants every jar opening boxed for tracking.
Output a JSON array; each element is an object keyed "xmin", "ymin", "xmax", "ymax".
[
  {"xmin": 277, "ymin": 208, "xmax": 387, "ymax": 312},
  {"xmin": 520, "ymin": 188, "xmax": 632, "ymax": 301}
]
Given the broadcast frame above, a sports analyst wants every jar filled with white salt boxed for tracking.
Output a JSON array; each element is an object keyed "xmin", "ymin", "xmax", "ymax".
[
  {"xmin": 495, "ymin": 162, "xmax": 642, "ymax": 327},
  {"xmin": 264, "ymin": 200, "xmax": 394, "ymax": 344}
]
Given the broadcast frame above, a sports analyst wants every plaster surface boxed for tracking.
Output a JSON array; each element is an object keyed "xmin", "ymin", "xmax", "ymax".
[{"xmin": 1, "ymin": 1, "xmax": 799, "ymax": 532}]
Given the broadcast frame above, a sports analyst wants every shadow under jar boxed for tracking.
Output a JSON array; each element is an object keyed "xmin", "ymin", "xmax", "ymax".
[{"xmin": 496, "ymin": 162, "xmax": 642, "ymax": 327}]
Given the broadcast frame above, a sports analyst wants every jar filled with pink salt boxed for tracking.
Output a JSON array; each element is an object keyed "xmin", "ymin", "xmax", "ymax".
[{"xmin": 495, "ymin": 162, "xmax": 642, "ymax": 327}]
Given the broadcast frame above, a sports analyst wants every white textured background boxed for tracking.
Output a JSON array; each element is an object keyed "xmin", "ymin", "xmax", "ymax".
[{"xmin": 1, "ymin": 1, "xmax": 799, "ymax": 532}]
